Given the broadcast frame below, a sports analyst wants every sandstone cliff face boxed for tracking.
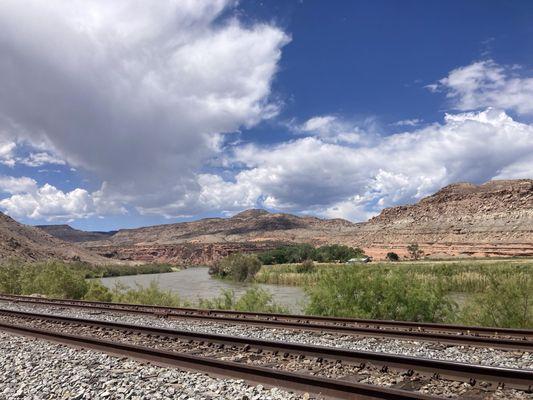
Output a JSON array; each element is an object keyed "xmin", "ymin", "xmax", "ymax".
[
  {"xmin": 95, "ymin": 242, "xmax": 284, "ymax": 266},
  {"xmin": 39, "ymin": 179, "xmax": 533, "ymax": 265},
  {"xmin": 0, "ymin": 212, "xmax": 112, "ymax": 264},
  {"xmin": 353, "ymin": 180, "xmax": 533, "ymax": 259}
]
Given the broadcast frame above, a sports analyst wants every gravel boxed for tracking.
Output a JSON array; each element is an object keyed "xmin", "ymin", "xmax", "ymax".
[
  {"xmin": 1, "ymin": 301, "xmax": 530, "ymax": 371},
  {"xmin": 0, "ymin": 331, "xmax": 307, "ymax": 400}
]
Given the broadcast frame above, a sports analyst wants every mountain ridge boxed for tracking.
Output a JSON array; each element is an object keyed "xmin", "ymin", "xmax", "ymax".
[{"xmin": 33, "ymin": 179, "xmax": 532, "ymax": 264}]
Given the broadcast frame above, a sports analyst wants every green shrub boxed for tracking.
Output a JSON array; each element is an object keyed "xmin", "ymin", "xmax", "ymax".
[
  {"xmin": 258, "ymin": 244, "xmax": 365, "ymax": 265},
  {"xmin": 19, "ymin": 261, "xmax": 88, "ymax": 299},
  {"xmin": 198, "ymin": 287, "xmax": 288, "ymax": 313},
  {"xmin": 460, "ymin": 272, "xmax": 532, "ymax": 328},
  {"xmin": 110, "ymin": 281, "xmax": 183, "ymax": 307},
  {"xmin": 75, "ymin": 263, "xmax": 174, "ymax": 279},
  {"xmin": 407, "ymin": 243, "xmax": 423, "ymax": 260},
  {"xmin": 83, "ymin": 280, "xmax": 113, "ymax": 302},
  {"xmin": 0, "ymin": 259, "xmax": 23, "ymax": 294},
  {"xmin": 305, "ymin": 266, "xmax": 456, "ymax": 322},
  {"xmin": 211, "ymin": 253, "xmax": 262, "ymax": 282},
  {"xmin": 295, "ymin": 259, "xmax": 316, "ymax": 273},
  {"xmin": 386, "ymin": 252, "xmax": 400, "ymax": 261}
]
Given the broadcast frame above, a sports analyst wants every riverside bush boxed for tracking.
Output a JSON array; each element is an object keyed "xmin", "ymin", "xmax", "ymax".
[
  {"xmin": 258, "ymin": 244, "xmax": 365, "ymax": 264},
  {"xmin": 83, "ymin": 280, "xmax": 113, "ymax": 302},
  {"xmin": 305, "ymin": 266, "xmax": 456, "ymax": 322},
  {"xmin": 198, "ymin": 287, "xmax": 288, "ymax": 313},
  {"xmin": 460, "ymin": 272, "xmax": 532, "ymax": 328},
  {"xmin": 73, "ymin": 262, "xmax": 173, "ymax": 278},
  {"xmin": 210, "ymin": 253, "xmax": 262, "ymax": 282},
  {"xmin": 296, "ymin": 259, "xmax": 315, "ymax": 273},
  {"xmin": 110, "ymin": 281, "xmax": 183, "ymax": 307},
  {"xmin": 0, "ymin": 259, "xmax": 23, "ymax": 294},
  {"xmin": 0, "ymin": 260, "xmax": 86, "ymax": 298}
]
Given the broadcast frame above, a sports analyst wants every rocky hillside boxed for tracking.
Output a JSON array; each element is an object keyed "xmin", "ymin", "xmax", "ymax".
[
  {"xmin": 82, "ymin": 209, "xmax": 356, "ymax": 265},
  {"xmin": 0, "ymin": 212, "xmax": 112, "ymax": 264},
  {"xmin": 353, "ymin": 179, "xmax": 533, "ymax": 259},
  {"xmin": 36, "ymin": 224, "xmax": 116, "ymax": 243},
  {"xmin": 39, "ymin": 179, "xmax": 533, "ymax": 264}
]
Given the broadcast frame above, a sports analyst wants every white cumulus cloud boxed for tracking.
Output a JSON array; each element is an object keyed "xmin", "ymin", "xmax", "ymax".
[
  {"xmin": 293, "ymin": 115, "xmax": 378, "ymax": 145},
  {"xmin": 430, "ymin": 60, "xmax": 533, "ymax": 116},
  {"xmin": 0, "ymin": 178, "xmax": 125, "ymax": 221},
  {"xmin": 0, "ymin": 0, "xmax": 289, "ymax": 215},
  {"xmin": 196, "ymin": 108, "xmax": 533, "ymax": 220}
]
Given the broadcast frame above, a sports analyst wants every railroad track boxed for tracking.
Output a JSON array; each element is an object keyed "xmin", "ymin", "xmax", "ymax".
[
  {"xmin": 0, "ymin": 308, "xmax": 531, "ymax": 399},
  {"xmin": 1, "ymin": 293, "xmax": 532, "ymax": 351}
]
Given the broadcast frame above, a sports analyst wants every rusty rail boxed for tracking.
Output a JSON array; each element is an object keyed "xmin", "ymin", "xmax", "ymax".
[
  {"xmin": 0, "ymin": 319, "xmax": 440, "ymax": 400},
  {"xmin": 0, "ymin": 308, "xmax": 531, "ymax": 391},
  {"xmin": 0, "ymin": 294, "xmax": 531, "ymax": 350}
]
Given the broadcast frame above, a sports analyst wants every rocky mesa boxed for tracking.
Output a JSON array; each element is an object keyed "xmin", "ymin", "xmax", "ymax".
[
  {"xmin": 354, "ymin": 179, "xmax": 533, "ymax": 259},
  {"xmin": 35, "ymin": 179, "xmax": 533, "ymax": 265}
]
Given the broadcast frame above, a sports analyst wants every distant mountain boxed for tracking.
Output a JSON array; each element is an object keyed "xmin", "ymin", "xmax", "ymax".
[
  {"xmin": 77, "ymin": 179, "xmax": 533, "ymax": 265},
  {"xmin": 79, "ymin": 208, "xmax": 355, "ymax": 265},
  {"xmin": 36, "ymin": 224, "xmax": 117, "ymax": 243},
  {"xmin": 0, "ymin": 213, "xmax": 112, "ymax": 264}
]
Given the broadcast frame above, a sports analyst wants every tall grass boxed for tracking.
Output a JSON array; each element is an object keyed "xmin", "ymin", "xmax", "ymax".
[
  {"xmin": 302, "ymin": 261, "xmax": 533, "ymax": 327},
  {"xmin": 305, "ymin": 266, "xmax": 456, "ymax": 322}
]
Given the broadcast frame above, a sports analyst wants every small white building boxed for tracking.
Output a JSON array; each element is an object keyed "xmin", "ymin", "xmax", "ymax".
[{"xmin": 346, "ymin": 256, "xmax": 372, "ymax": 264}]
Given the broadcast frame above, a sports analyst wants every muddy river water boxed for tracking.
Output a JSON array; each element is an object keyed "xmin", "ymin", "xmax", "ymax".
[{"xmin": 100, "ymin": 267, "xmax": 307, "ymax": 313}]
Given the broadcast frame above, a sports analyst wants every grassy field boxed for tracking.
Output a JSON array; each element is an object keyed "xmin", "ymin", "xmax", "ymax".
[
  {"xmin": 255, "ymin": 258, "xmax": 533, "ymax": 288},
  {"xmin": 255, "ymin": 259, "xmax": 533, "ymax": 328}
]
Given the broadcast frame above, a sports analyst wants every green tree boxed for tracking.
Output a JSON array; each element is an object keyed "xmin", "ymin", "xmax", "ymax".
[
  {"xmin": 386, "ymin": 252, "xmax": 400, "ymax": 262},
  {"xmin": 407, "ymin": 244, "xmax": 423, "ymax": 260},
  {"xmin": 211, "ymin": 253, "xmax": 262, "ymax": 282}
]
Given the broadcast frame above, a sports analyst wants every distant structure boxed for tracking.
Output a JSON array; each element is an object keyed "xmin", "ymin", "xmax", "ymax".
[{"xmin": 346, "ymin": 256, "xmax": 372, "ymax": 264}]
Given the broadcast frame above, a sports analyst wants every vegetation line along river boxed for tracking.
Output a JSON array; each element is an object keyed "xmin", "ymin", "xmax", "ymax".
[{"xmin": 99, "ymin": 267, "xmax": 307, "ymax": 313}]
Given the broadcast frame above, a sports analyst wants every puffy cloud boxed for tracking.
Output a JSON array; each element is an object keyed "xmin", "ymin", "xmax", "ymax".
[
  {"xmin": 0, "ymin": 178, "xmax": 125, "ymax": 221},
  {"xmin": 0, "ymin": 0, "xmax": 289, "ymax": 213},
  {"xmin": 0, "ymin": 176, "xmax": 38, "ymax": 194},
  {"xmin": 430, "ymin": 60, "xmax": 533, "ymax": 116},
  {"xmin": 197, "ymin": 108, "xmax": 533, "ymax": 220},
  {"xmin": 293, "ymin": 115, "xmax": 377, "ymax": 145}
]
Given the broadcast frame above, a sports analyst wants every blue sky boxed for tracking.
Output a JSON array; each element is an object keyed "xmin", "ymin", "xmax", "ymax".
[{"xmin": 0, "ymin": 0, "xmax": 532, "ymax": 231}]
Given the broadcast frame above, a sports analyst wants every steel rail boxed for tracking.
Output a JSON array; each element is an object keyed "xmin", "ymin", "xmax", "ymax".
[
  {"xmin": 0, "ymin": 294, "xmax": 531, "ymax": 350},
  {"xmin": 0, "ymin": 308, "xmax": 531, "ymax": 391},
  {"xmin": 0, "ymin": 292, "xmax": 530, "ymax": 338},
  {"xmin": 0, "ymin": 320, "xmax": 439, "ymax": 400}
]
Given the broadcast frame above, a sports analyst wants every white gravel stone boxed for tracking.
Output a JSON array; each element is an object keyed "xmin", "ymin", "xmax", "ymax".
[
  {"xmin": 0, "ymin": 331, "xmax": 306, "ymax": 400},
  {"xmin": 1, "ymin": 301, "xmax": 531, "ymax": 371}
]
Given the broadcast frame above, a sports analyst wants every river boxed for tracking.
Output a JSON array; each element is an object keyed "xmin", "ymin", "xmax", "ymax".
[{"xmin": 100, "ymin": 267, "xmax": 307, "ymax": 313}]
